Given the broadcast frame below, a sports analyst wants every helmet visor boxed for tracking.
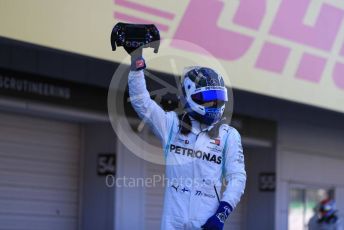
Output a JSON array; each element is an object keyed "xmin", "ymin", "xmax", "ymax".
[
  {"xmin": 191, "ymin": 90, "xmax": 227, "ymax": 103},
  {"xmin": 191, "ymin": 90, "xmax": 227, "ymax": 108}
]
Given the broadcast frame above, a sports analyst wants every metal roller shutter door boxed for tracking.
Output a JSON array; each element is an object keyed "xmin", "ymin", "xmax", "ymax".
[{"xmin": 0, "ymin": 112, "xmax": 80, "ymax": 230}]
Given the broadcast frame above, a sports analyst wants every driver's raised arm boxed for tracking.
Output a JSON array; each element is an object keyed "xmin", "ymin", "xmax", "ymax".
[{"xmin": 128, "ymin": 66, "xmax": 172, "ymax": 144}]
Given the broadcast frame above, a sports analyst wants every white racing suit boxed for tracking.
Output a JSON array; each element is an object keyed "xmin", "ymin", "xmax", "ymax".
[{"xmin": 128, "ymin": 70, "xmax": 246, "ymax": 230}]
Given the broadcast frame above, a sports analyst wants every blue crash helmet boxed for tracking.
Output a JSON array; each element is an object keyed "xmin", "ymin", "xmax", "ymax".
[{"xmin": 181, "ymin": 66, "xmax": 228, "ymax": 125}]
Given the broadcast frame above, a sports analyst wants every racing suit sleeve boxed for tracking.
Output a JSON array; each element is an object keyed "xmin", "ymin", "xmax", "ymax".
[
  {"xmin": 221, "ymin": 128, "xmax": 246, "ymax": 209},
  {"xmin": 128, "ymin": 70, "xmax": 171, "ymax": 144}
]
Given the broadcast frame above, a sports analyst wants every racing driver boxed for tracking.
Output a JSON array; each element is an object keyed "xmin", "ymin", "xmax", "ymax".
[{"xmin": 126, "ymin": 46, "xmax": 246, "ymax": 230}]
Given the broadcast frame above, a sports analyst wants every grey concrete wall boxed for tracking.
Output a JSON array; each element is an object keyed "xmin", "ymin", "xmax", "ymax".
[
  {"xmin": 244, "ymin": 146, "xmax": 276, "ymax": 230},
  {"xmin": 114, "ymin": 137, "xmax": 146, "ymax": 230},
  {"xmin": 81, "ymin": 123, "xmax": 117, "ymax": 230}
]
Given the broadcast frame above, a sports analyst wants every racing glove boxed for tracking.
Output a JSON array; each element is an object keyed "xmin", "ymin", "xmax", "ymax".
[
  {"xmin": 201, "ymin": 201, "xmax": 233, "ymax": 230},
  {"xmin": 124, "ymin": 45, "xmax": 146, "ymax": 71}
]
